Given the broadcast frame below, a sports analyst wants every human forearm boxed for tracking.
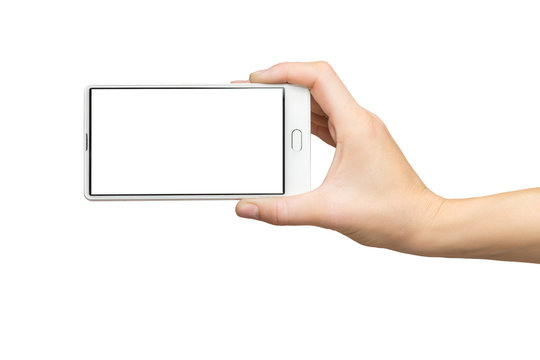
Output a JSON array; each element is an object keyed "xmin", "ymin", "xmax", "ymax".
[{"xmin": 421, "ymin": 188, "xmax": 540, "ymax": 263}]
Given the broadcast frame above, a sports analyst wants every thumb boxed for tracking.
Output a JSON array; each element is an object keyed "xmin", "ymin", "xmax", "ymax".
[{"xmin": 235, "ymin": 191, "xmax": 323, "ymax": 226}]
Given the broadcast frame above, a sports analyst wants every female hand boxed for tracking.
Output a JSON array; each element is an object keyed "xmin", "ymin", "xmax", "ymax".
[
  {"xmin": 236, "ymin": 61, "xmax": 540, "ymax": 263},
  {"xmin": 236, "ymin": 61, "xmax": 444, "ymax": 256}
]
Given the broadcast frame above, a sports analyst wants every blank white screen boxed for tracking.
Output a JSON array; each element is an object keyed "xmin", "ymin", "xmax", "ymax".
[{"xmin": 90, "ymin": 88, "xmax": 284, "ymax": 195}]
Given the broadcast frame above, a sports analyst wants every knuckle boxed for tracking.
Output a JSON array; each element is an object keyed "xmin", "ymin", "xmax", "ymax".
[
  {"xmin": 272, "ymin": 61, "xmax": 290, "ymax": 71},
  {"xmin": 355, "ymin": 106, "xmax": 380, "ymax": 129},
  {"xmin": 271, "ymin": 198, "xmax": 289, "ymax": 226},
  {"xmin": 313, "ymin": 60, "xmax": 333, "ymax": 72}
]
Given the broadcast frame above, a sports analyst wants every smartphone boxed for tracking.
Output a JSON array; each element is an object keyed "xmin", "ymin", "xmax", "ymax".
[{"xmin": 84, "ymin": 84, "xmax": 310, "ymax": 200}]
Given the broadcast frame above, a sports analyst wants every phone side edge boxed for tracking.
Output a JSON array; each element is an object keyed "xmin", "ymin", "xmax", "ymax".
[
  {"xmin": 284, "ymin": 84, "xmax": 311, "ymax": 196},
  {"xmin": 84, "ymin": 86, "xmax": 92, "ymax": 200}
]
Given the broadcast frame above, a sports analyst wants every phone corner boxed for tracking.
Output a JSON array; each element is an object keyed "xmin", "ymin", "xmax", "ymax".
[
  {"xmin": 283, "ymin": 83, "xmax": 309, "ymax": 92},
  {"xmin": 84, "ymin": 85, "xmax": 95, "ymax": 94},
  {"xmin": 84, "ymin": 191, "xmax": 94, "ymax": 201}
]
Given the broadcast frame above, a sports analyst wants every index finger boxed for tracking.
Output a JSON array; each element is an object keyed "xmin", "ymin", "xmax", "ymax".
[{"xmin": 249, "ymin": 61, "xmax": 359, "ymax": 120}]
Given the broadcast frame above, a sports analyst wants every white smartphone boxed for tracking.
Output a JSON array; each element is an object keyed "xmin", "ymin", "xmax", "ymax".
[{"xmin": 84, "ymin": 84, "xmax": 310, "ymax": 200}]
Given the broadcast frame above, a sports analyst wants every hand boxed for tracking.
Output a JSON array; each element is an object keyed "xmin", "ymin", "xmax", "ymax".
[{"xmin": 235, "ymin": 61, "xmax": 445, "ymax": 256}]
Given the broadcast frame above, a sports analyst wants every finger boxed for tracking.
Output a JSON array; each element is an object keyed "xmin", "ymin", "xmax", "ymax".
[
  {"xmin": 311, "ymin": 112, "xmax": 328, "ymax": 128},
  {"xmin": 231, "ymin": 80, "xmax": 250, "ymax": 83},
  {"xmin": 311, "ymin": 122, "xmax": 336, "ymax": 147},
  {"xmin": 236, "ymin": 191, "xmax": 324, "ymax": 226},
  {"xmin": 311, "ymin": 95, "xmax": 326, "ymax": 117},
  {"xmin": 249, "ymin": 61, "xmax": 359, "ymax": 121}
]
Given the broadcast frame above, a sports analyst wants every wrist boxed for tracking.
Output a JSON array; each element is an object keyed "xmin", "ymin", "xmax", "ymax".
[
  {"xmin": 372, "ymin": 189, "xmax": 449, "ymax": 257},
  {"xmin": 404, "ymin": 191, "xmax": 451, "ymax": 257},
  {"xmin": 412, "ymin": 196, "xmax": 492, "ymax": 259}
]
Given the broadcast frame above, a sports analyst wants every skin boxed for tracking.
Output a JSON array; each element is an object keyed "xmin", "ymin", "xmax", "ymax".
[{"xmin": 235, "ymin": 61, "xmax": 540, "ymax": 264}]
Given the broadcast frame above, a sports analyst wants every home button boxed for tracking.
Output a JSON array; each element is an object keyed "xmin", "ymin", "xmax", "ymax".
[{"xmin": 291, "ymin": 129, "xmax": 302, "ymax": 151}]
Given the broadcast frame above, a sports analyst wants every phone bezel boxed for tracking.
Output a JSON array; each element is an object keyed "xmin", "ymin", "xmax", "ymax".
[{"xmin": 84, "ymin": 84, "xmax": 310, "ymax": 200}]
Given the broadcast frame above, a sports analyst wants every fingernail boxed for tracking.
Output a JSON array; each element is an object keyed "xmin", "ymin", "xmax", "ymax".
[
  {"xmin": 237, "ymin": 203, "xmax": 259, "ymax": 220},
  {"xmin": 249, "ymin": 69, "xmax": 266, "ymax": 79}
]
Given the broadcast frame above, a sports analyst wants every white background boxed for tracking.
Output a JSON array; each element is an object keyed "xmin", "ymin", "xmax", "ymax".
[
  {"xmin": 90, "ymin": 88, "xmax": 283, "ymax": 194},
  {"xmin": 0, "ymin": 1, "xmax": 539, "ymax": 359}
]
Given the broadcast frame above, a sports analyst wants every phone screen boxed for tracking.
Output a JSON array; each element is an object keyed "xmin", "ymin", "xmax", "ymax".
[{"xmin": 89, "ymin": 87, "xmax": 284, "ymax": 195}]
